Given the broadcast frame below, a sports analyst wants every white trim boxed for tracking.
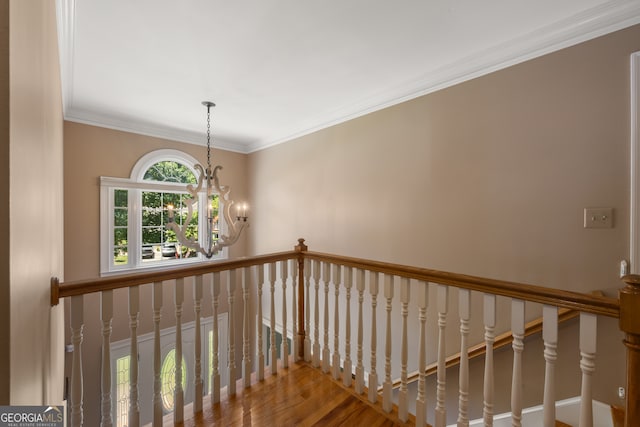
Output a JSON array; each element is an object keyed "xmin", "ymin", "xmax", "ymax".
[
  {"xmin": 55, "ymin": 0, "xmax": 75, "ymax": 114},
  {"xmin": 129, "ymin": 149, "xmax": 200, "ymax": 182},
  {"xmin": 631, "ymin": 51, "xmax": 640, "ymax": 273}
]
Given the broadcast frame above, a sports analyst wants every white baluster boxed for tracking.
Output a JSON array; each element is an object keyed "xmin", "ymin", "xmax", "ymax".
[
  {"xmin": 242, "ymin": 267, "xmax": 251, "ymax": 387},
  {"xmin": 312, "ymin": 259, "xmax": 321, "ymax": 368},
  {"xmin": 322, "ymin": 262, "xmax": 331, "ymax": 374},
  {"xmin": 398, "ymin": 277, "xmax": 410, "ymax": 422},
  {"xmin": 343, "ymin": 266, "xmax": 353, "ymax": 388},
  {"xmin": 152, "ymin": 282, "xmax": 163, "ymax": 425},
  {"xmin": 543, "ymin": 305, "xmax": 558, "ymax": 427},
  {"xmin": 483, "ymin": 294, "xmax": 496, "ymax": 427},
  {"xmin": 70, "ymin": 295, "xmax": 84, "ymax": 427},
  {"xmin": 416, "ymin": 281, "xmax": 429, "ymax": 427},
  {"xmin": 304, "ymin": 259, "xmax": 312, "ymax": 362},
  {"xmin": 281, "ymin": 260, "xmax": 289, "ymax": 368},
  {"xmin": 457, "ymin": 289, "xmax": 470, "ymax": 427},
  {"xmin": 228, "ymin": 270, "xmax": 237, "ymax": 395},
  {"xmin": 355, "ymin": 269, "xmax": 366, "ymax": 394},
  {"xmin": 174, "ymin": 278, "xmax": 184, "ymax": 423},
  {"xmin": 211, "ymin": 272, "xmax": 221, "ymax": 404},
  {"xmin": 128, "ymin": 287, "xmax": 140, "ymax": 427},
  {"xmin": 436, "ymin": 285, "xmax": 449, "ymax": 427},
  {"xmin": 511, "ymin": 299, "xmax": 525, "ymax": 427},
  {"xmin": 194, "ymin": 275, "xmax": 203, "ymax": 413},
  {"xmin": 368, "ymin": 271, "xmax": 379, "ymax": 404},
  {"xmin": 291, "ymin": 259, "xmax": 298, "ymax": 361},
  {"xmin": 579, "ymin": 312, "xmax": 597, "ymax": 427},
  {"xmin": 382, "ymin": 274, "xmax": 394, "ymax": 413},
  {"xmin": 332, "ymin": 264, "xmax": 342, "ymax": 380},
  {"xmin": 256, "ymin": 265, "xmax": 265, "ymax": 381},
  {"xmin": 100, "ymin": 291, "xmax": 113, "ymax": 427},
  {"xmin": 269, "ymin": 262, "xmax": 277, "ymax": 375}
]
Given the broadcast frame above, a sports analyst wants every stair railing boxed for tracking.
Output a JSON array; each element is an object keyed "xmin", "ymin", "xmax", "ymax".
[{"xmin": 52, "ymin": 239, "xmax": 639, "ymax": 427}]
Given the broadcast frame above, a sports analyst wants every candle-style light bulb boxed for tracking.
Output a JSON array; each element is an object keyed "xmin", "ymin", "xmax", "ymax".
[{"xmin": 167, "ymin": 204, "xmax": 174, "ymax": 220}]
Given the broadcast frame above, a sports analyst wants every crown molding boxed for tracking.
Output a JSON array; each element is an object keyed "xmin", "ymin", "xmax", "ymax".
[
  {"xmin": 246, "ymin": 0, "xmax": 640, "ymax": 153},
  {"xmin": 57, "ymin": 0, "xmax": 640, "ymax": 155},
  {"xmin": 65, "ymin": 109, "xmax": 247, "ymax": 154}
]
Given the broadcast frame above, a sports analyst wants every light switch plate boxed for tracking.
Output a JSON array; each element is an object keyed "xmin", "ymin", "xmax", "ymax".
[{"xmin": 584, "ymin": 207, "xmax": 613, "ymax": 228}]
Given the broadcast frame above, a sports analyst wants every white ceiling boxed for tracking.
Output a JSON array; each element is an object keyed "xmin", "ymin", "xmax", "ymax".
[{"xmin": 57, "ymin": 0, "xmax": 640, "ymax": 153}]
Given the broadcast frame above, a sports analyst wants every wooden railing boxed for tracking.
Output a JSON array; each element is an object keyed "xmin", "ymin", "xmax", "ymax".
[{"xmin": 52, "ymin": 239, "xmax": 640, "ymax": 427}]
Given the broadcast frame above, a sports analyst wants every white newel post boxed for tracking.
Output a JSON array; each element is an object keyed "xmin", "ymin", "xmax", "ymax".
[
  {"xmin": 256, "ymin": 265, "xmax": 265, "ymax": 381},
  {"xmin": 281, "ymin": 260, "xmax": 289, "ymax": 368},
  {"xmin": 579, "ymin": 312, "xmax": 597, "ymax": 427},
  {"xmin": 312, "ymin": 259, "xmax": 321, "ymax": 368},
  {"xmin": 398, "ymin": 277, "xmax": 410, "ymax": 422},
  {"xmin": 128, "ymin": 287, "xmax": 140, "ymax": 427},
  {"xmin": 228, "ymin": 270, "xmax": 237, "ymax": 395},
  {"xmin": 211, "ymin": 272, "xmax": 221, "ymax": 404},
  {"xmin": 542, "ymin": 305, "xmax": 558, "ymax": 427},
  {"xmin": 483, "ymin": 294, "xmax": 496, "ymax": 427},
  {"xmin": 457, "ymin": 289, "xmax": 470, "ymax": 427},
  {"xmin": 100, "ymin": 290, "xmax": 113, "ymax": 427},
  {"xmin": 343, "ymin": 266, "xmax": 353, "ymax": 388},
  {"xmin": 416, "ymin": 281, "xmax": 429, "ymax": 427},
  {"xmin": 382, "ymin": 274, "xmax": 394, "ymax": 413},
  {"xmin": 174, "ymin": 278, "xmax": 184, "ymax": 423},
  {"xmin": 242, "ymin": 267, "xmax": 252, "ymax": 387},
  {"xmin": 194, "ymin": 275, "xmax": 203, "ymax": 413},
  {"xmin": 355, "ymin": 268, "xmax": 366, "ymax": 394},
  {"xmin": 71, "ymin": 295, "xmax": 84, "ymax": 427},
  {"xmin": 332, "ymin": 263, "xmax": 342, "ymax": 380},
  {"xmin": 368, "ymin": 271, "xmax": 379, "ymax": 404},
  {"xmin": 322, "ymin": 262, "xmax": 331, "ymax": 374},
  {"xmin": 152, "ymin": 282, "xmax": 163, "ymax": 425},
  {"xmin": 436, "ymin": 285, "xmax": 449, "ymax": 427},
  {"xmin": 511, "ymin": 299, "xmax": 525, "ymax": 427}
]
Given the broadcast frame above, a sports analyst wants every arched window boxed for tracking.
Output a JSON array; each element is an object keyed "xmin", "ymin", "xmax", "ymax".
[
  {"xmin": 100, "ymin": 149, "xmax": 225, "ymax": 275},
  {"xmin": 160, "ymin": 349, "xmax": 187, "ymax": 412}
]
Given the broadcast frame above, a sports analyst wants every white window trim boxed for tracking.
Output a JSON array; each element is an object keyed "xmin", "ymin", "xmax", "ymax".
[{"xmin": 100, "ymin": 149, "xmax": 228, "ymax": 276}]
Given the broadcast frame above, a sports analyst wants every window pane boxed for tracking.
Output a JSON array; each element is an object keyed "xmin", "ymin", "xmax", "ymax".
[
  {"xmin": 143, "ymin": 161, "xmax": 197, "ymax": 184},
  {"xmin": 114, "ymin": 228, "xmax": 127, "ymax": 245},
  {"xmin": 142, "ymin": 227, "xmax": 162, "ymax": 245},
  {"xmin": 114, "ymin": 208, "xmax": 128, "ymax": 227},
  {"xmin": 142, "ymin": 191, "xmax": 161, "ymax": 208},
  {"xmin": 142, "ymin": 206, "xmax": 161, "ymax": 226},
  {"xmin": 116, "ymin": 355, "xmax": 130, "ymax": 427},
  {"xmin": 114, "ymin": 189, "xmax": 128, "ymax": 207}
]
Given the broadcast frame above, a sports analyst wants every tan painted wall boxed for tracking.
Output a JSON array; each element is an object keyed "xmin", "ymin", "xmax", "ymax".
[
  {"xmin": 63, "ymin": 121, "xmax": 249, "ymax": 424},
  {"xmin": 8, "ymin": 0, "xmax": 65, "ymax": 404},
  {"xmin": 0, "ymin": 0, "xmax": 10, "ymax": 404},
  {"xmin": 248, "ymin": 25, "xmax": 640, "ymax": 410}
]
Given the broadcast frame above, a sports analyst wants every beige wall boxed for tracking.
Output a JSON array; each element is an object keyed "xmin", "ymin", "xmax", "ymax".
[
  {"xmin": 248, "ymin": 25, "xmax": 640, "ymax": 407},
  {"xmin": 7, "ymin": 0, "xmax": 65, "ymax": 404},
  {"xmin": 0, "ymin": 0, "xmax": 10, "ymax": 404}
]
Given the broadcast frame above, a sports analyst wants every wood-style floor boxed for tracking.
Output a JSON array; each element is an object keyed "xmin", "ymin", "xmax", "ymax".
[{"xmin": 180, "ymin": 360, "xmax": 412, "ymax": 427}]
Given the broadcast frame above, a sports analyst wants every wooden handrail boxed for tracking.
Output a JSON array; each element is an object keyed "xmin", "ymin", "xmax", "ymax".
[
  {"xmin": 51, "ymin": 250, "xmax": 300, "ymax": 305},
  {"xmin": 303, "ymin": 251, "xmax": 620, "ymax": 318},
  {"xmin": 53, "ymin": 246, "xmax": 620, "ymax": 319}
]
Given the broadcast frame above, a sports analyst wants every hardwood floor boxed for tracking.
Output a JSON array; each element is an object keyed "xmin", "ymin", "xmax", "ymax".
[{"xmin": 180, "ymin": 360, "xmax": 413, "ymax": 427}]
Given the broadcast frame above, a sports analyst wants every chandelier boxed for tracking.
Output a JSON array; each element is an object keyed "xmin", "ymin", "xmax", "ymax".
[{"xmin": 166, "ymin": 101, "xmax": 248, "ymax": 258}]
